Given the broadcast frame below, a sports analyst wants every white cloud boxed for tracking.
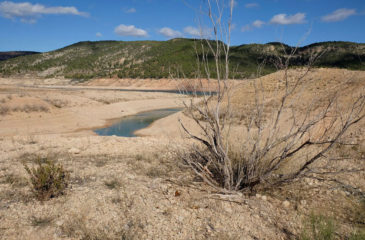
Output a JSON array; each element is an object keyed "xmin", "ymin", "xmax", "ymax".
[
  {"xmin": 270, "ymin": 13, "xmax": 306, "ymax": 25},
  {"xmin": 241, "ymin": 24, "xmax": 251, "ymax": 32},
  {"xmin": 321, "ymin": 8, "xmax": 356, "ymax": 22},
  {"xmin": 0, "ymin": 1, "xmax": 88, "ymax": 22},
  {"xmin": 159, "ymin": 27, "xmax": 182, "ymax": 38},
  {"xmin": 245, "ymin": 3, "xmax": 259, "ymax": 8},
  {"xmin": 241, "ymin": 20, "xmax": 265, "ymax": 32},
  {"xmin": 114, "ymin": 24, "xmax": 148, "ymax": 37},
  {"xmin": 184, "ymin": 26, "xmax": 200, "ymax": 36},
  {"xmin": 252, "ymin": 20, "xmax": 265, "ymax": 28},
  {"xmin": 183, "ymin": 26, "xmax": 211, "ymax": 37},
  {"xmin": 125, "ymin": 8, "xmax": 136, "ymax": 13},
  {"xmin": 96, "ymin": 32, "xmax": 102, "ymax": 37}
]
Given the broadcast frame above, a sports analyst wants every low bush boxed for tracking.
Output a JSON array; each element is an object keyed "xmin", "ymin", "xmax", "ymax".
[
  {"xmin": 24, "ymin": 157, "xmax": 69, "ymax": 201},
  {"xmin": 300, "ymin": 214, "xmax": 336, "ymax": 240},
  {"xmin": 300, "ymin": 213, "xmax": 365, "ymax": 240},
  {"xmin": 0, "ymin": 105, "xmax": 10, "ymax": 115},
  {"xmin": 349, "ymin": 230, "xmax": 365, "ymax": 240}
]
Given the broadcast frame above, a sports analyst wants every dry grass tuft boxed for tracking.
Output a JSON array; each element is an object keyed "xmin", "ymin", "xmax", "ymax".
[
  {"xmin": 1, "ymin": 174, "xmax": 28, "ymax": 187},
  {"xmin": 29, "ymin": 215, "xmax": 54, "ymax": 228},
  {"xmin": 104, "ymin": 178, "xmax": 122, "ymax": 190},
  {"xmin": 61, "ymin": 211, "xmax": 135, "ymax": 240}
]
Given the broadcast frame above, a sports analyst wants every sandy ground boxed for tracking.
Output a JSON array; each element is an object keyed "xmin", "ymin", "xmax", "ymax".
[
  {"xmin": 0, "ymin": 68, "xmax": 364, "ymax": 239},
  {"xmin": 0, "ymin": 80, "xmax": 290, "ymax": 240}
]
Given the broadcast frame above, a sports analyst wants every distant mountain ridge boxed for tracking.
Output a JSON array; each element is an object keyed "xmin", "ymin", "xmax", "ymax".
[
  {"xmin": 0, "ymin": 39, "xmax": 363, "ymax": 80},
  {"xmin": 0, "ymin": 51, "xmax": 39, "ymax": 61}
]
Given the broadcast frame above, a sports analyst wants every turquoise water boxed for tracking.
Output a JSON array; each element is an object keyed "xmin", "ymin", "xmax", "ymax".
[{"xmin": 94, "ymin": 108, "xmax": 182, "ymax": 137}]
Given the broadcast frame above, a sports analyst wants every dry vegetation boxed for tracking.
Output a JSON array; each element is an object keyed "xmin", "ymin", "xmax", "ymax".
[{"xmin": 174, "ymin": 0, "xmax": 364, "ymax": 197}]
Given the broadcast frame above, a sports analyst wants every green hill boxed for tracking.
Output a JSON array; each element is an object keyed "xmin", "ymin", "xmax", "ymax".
[
  {"xmin": 0, "ymin": 51, "xmax": 39, "ymax": 61},
  {"xmin": 0, "ymin": 39, "xmax": 364, "ymax": 80}
]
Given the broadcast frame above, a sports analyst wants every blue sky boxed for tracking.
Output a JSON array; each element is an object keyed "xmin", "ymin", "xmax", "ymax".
[{"xmin": 0, "ymin": 0, "xmax": 364, "ymax": 52}]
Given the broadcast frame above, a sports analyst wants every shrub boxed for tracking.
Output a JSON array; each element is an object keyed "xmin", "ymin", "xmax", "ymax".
[
  {"xmin": 349, "ymin": 230, "xmax": 365, "ymax": 240},
  {"xmin": 104, "ymin": 179, "xmax": 121, "ymax": 189},
  {"xmin": 300, "ymin": 214, "xmax": 336, "ymax": 240},
  {"xmin": 0, "ymin": 105, "xmax": 10, "ymax": 115},
  {"xmin": 354, "ymin": 199, "xmax": 365, "ymax": 226},
  {"xmin": 24, "ymin": 158, "xmax": 69, "ymax": 201},
  {"xmin": 178, "ymin": 1, "xmax": 365, "ymax": 193}
]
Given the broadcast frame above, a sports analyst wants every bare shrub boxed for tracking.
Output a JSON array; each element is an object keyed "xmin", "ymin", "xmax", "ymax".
[
  {"xmin": 177, "ymin": 0, "xmax": 365, "ymax": 193},
  {"xmin": 0, "ymin": 105, "xmax": 10, "ymax": 115},
  {"xmin": 44, "ymin": 98, "xmax": 68, "ymax": 108},
  {"xmin": 24, "ymin": 157, "xmax": 69, "ymax": 201},
  {"xmin": 22, "ymin": 104, "xmax": 49, "ymax": 113},
  {"xmin": 9, "ymin": 104, "xmax": 50, "ymax": 113}
]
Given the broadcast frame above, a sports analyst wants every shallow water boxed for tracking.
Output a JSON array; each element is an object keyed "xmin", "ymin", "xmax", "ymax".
[
  {"xmin": 94, "ymin": 108, "xmax": 182, "ymax": 137},
  {"xmin": 30, "ymin": 85, "xmax": 215, "ymax": 96}
]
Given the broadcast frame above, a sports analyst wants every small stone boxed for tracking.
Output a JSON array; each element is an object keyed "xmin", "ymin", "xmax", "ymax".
[
  {"xmin": 224, "ymin": 204, "xmax": 233, "ymax": 213},
  {"xmin": 300, "ymin": 200, "xmax": 307, "ymax": 205},
  {"xmin": 282, "ymin": 200, "xmax": 290, "ymax": 208},
  {"xmin": 68, "ymin": 147, "xmax": 80, "ymax": 154},
  {"xmin": 255, "ymin": 193, "xmax": 262, "ymax": 199},
  {"xmin": 261, "ymin": 195, "xmax": 267, "ymax": 201},
  {"xmin": 340, "ymin": 191, "xmax": 347, "ymax": 197},
  {"xmin": 55, "ymin": 220, "xmax": 63, "ymax": 227},
  {"xmin": 177, "ymin": 215, "xmax": 184, "ymax": 222}
]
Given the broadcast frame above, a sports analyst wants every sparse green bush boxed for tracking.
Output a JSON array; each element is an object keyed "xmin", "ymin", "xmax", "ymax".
[
  {"xmin": 24, "ymin": 158, "xmax": 69, "ymax": 201},
  {"xmin": 300, "ymin": 214, "xmax": 336, "ymax": 240},
  {"xmin": 300, "ymin": 212, "xmax": 365, "ymax": 240},
  {"xmin": 354, "ymin": 199, "xmax": 365, "ymax": 226},
  {"xmin": 349, "ymin": 230, "xmax": 365, "ymax": 240}
]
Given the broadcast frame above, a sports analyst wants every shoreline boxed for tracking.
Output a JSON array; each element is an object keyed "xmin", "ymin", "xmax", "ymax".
[
  {"xmin": 0, "ymin": 84, "xmax": 187, "ymax": 137},
  {"xmin": 86, "ymin": 107, "xmax": 184, "ymax": 137}
]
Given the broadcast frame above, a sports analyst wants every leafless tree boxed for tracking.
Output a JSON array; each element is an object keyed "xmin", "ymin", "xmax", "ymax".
[{"xmin": 177, "ymin": 0, "xmax": 365, "ymax": 193}]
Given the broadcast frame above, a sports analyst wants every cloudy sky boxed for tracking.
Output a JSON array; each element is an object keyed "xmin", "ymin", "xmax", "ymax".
[{"xmin": 0, "ymin": 0, "xmax": 364, "ymax": 52}]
